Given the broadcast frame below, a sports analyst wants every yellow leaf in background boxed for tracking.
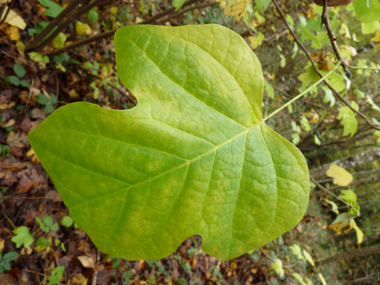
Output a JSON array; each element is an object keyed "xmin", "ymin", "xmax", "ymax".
[
  {"xmin": 318, "ymin": 273, "xmax": 327, "ymax": 285},
  {"xmin": 326, "ymin": 164, "xmax": 353, "ymax": 186},
  {"xmin": 305, "ymin": 277, "xmax": 314, "ymax": 285},
  {"xmin": 75, "ymin": 21, "xmax": 92, "ymax": 36},
  {"xmin": 0, "ymin": 239, "xmax": 4, "ymax": 252},
  {"xmin": 270, "ymin": 258, "xmax": 284, "ymax": 277},
  {"xmin": 1, "ymin": 7, "xmax": 26, "ymax": 30},
  {"xmin": 302, "ymin": 249, "xmax": 315, "ymax": 266},
  {"xmin": 248, "ymin": 36, "xmax": 258, "ymax": 50},
  {"xmin": 223, "ymin": 0, "xmax": 250, "ymax": 22},
  {"xmin": 73, "ymin": 273, "xmax": 88, "ymax": 285},
  {"xmin": 7, "ymin": 25, "xmax": 20, "ymax": 41},
  {"xmin": 69, "ymin": 89, "xmax": 79, "ymax": 98},
  {"xmin": 371, "ymin": 32, "xmax": 380, "ymax": 43},
  {"xmin": 340, "ymin": 45, "xmax": 358, "ymax": 57},
  {"xmin": 351, "ymin": 219, "xmax": 364, "ymax": 244}
]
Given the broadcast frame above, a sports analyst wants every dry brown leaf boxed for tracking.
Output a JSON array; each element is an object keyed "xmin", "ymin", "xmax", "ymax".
[
  {"xmin": 1, "ymin": 118, "xmax": 15, "ymax": 128},
  {"xmin": 1, "ymin": 7, "xmax": 26, "ymax": 30},
  {"xmin": 69, "ymin": 89, "xmax": 79, "ymax": 98},
  {"xmin": 0, "ymin": 101, "xmax": 16, "ymax": 110},
  {"xmin": 16, "ymin": 168, "xmax": 45, "ymax": 193},
  {"xmin": 77, "ymin": 255, "xmax": 95, "ymax": 268},
  {"xmin": 7, "ymin": 131, "xmax": 28, "ymax": 148}
]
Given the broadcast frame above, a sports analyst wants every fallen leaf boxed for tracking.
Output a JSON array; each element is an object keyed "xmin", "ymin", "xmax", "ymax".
[
  {"xmin": 7, "ymin": 26, "xmax": 20, "ymax": 41},
  {"xmin": 75, "ymin": 21, "xmax": 92, "ymax": 36},
  {"xmin": 26, "ymin": 148, "xmax": 40, "ymax": 163},
  {"xmin": 73, "ymin": 273, "xmax": 88, "ymax": 285},
  {"xmin": 7, "ymin": 131, "xmax": 28, "ymax": 148},
  {"xmin": 16, "ymin": 168, "xmax": 45, "ymax": 193},
  {"xmin": 0, "ymin": 101, "xmax": 16, "ymax": 110},
  {"xmin": 1, "ymin": 7, "xmax": 26, "ymax": 30},
  {"xmin": 0, "ymin": 239, "xmax": 4, "ymax": 252},
  {"xmin": 77, "ymin": 255, "xmax": 95, "ymax": 268}
]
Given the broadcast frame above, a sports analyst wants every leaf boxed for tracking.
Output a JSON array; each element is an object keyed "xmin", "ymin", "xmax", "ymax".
[
  {"xmin": 270, "ymin": 259, "xmax": 284, "ymax": 277},
  {"xmin": 338, "ymin": 102, "xmax": 359, "ymax": 137},
  {"xmin": 323, "ymin": 198, "xmax": 339, "ymax": 215},
  {"xmin": 47, "ymin": 266, "xmax": 65, "ymax": 285},
  {"xmin": 11, "ymin": 226, "xmax": 34, "ymax": 248},
  {"xmin": 75, "ymin": 22, "xmax": 92, "ymax": 36},
  {"xmin": 7, "ymin": 76, "xmax": 20, "ymax": 86},
  {"xmin": 3, "ymin": 251, "xmax": 19, "ymax": 262},
  {"xmin": 322, "ymin": 87, "xmax": 335, "ymax": 107},
  {"xmin": 88, "ymin": 9, "xmax": 99, "ymax": 22},
  {"xmin": 353, "ymin": 0, "xmax": 380, "ymax": 23},
  {"xmin": 318, "ymin": 273, "xmax": 327, "ymax": 285},
  {"xmin": 36, "ymin": 94, "xmax": 50, "ymax": 105},
  {"xmin": 13, "ymin": 63, "xmax": 26, "ymax": 78},
  {"xmin": 7, "ymin": 26, "xmax": 20, "ymax": 41},
  {"xmin": 248, "ymin": 36, "xmax": 258, "ymax": 50},
  {"xmin": 77, "ymin": 255, "xmax": 95, "ymax": 268},
  {"xmin": 29, "ymin": 25, "xmax": 310, "ymax": 261},
  {"xmin": 53, "ymin": 33, "xmax": 67, "ymax": 48},
  {"xmin": 289, "ymin": 244, "xmax": 304, "ymax": 260},
  {"xmin": 1, "ymin": 7, "xmax": 26, "ymax": 30},
  {"xmin": 326, "ymin": 164, "xmax": 353, "ymax": 186},
  {"xmin": 172, "ymin": 0, "xmax": 186, "ymax": 11},
  {"xmin": 339, "ymin": 189, "xmax": 357, "ymax": 205},
  {"xmin": 61, "ymin": 216, "xmax": 74, "ymax": 227},
  {"xmin": 351, "ymin": 219, "xmax": 364, "ymax": 244},
  {"xmin": 223, "ymin": 0, "xmax": 250, "ymax": 21},
  {"xmin": 302, "ymin": 249, "xmax": 315, "ymax": 266},
  {"xmin": 38, "ymin": 0, "xmax": 64, "ymax": 18},
  {"xmin": 28, "ymin": 52, "xmax": 44, "ymax": 63},
  {"xmin": 314, "ymin": 135, "xmax": 321, "ymax": 146},
  {"xmin": 292, "ymin": 273, "xmax": 308, "ymax": 285}
]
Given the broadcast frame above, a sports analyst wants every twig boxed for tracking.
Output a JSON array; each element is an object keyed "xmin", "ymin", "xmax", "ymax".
[
  {"xmin": 310, "ymin": 175, "xmax": 354, "ymax": 208},
  {"xmin": 2, "ymin": 206, "xmax": 16, "ymax": 229},
  {"xmin": 267, "ymin": 79, "xmax": 337, "ymax": 113},
  {"xmin": 271, "ymin": 0, "xmax": 380, "ymax": 132},
  {"xmin": 157, "ymin": 2, "xmax": 217, "ymax": 23},
  {"xmin": 91, "ymin": 249, "xmax": 100, "ymax": 285},
  {"xmin": 32, "ymin": 0, "xmax": 109, "ymax": 52},
  {"xmin": 25, "ymin": 0, "xmax": 88, "ymax": 51},
  {"xmin": 49, "ymin": 0, "xmax": 201, "ymax": 56},
  {"xmin": 321, "ymin": 0, "xmax": 351, "ymax": 78}
]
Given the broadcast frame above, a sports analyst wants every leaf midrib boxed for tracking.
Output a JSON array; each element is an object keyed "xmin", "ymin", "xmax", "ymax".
[{"xmin": 69, "ymin": 123, "xmax": 264, "ymax": 210}]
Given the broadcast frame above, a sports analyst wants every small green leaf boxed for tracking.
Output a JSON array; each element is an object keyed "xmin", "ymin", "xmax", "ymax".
[
  {"xmin": 314, "ymin": 135, "xmax": 321, "ymax": 146},
  {"xmin": 53, "ymin": 33, "xmax": 67, "ymax": 49},
  {"xmin": 7, "ymin": 75, "xmax": 20, "ymax": 86},
  {"xmin": 29, "ymin": 52, "xmax": 44, "ymax": 63},
  {"xmin": 21, "ymin": 80, "xmax": 31, "ymax": 87},
  {"xmin": 50, "ymin": 94, "xmax": 57, "ymax": 104},
  {"xmin": 88, "ymin": 9, "xmax": 99, "ymax": 22},
  {"xmin": 172, "ymin": 0, "xmax": 186, "ymax": 11},
  {"xmin": 339, "ymin": 189, "xmax": 357, "ymax": 205},
  {"xmin": 45, "ymin": 104, "xmax": 55, "ymax": 114},
  {"xmin": 11, "ymin": 226, "xmax": 34, "ymax": 248},
  {"xmin": 50, "ymin": 223, "xmax": 59, "ymax": 231},
  {"xmin": 82, "ymin": 61, "xmax": 93, "ymax": 69},
  {"xmin": 13, "ymin": 63, "xmax": 26, "ymax": 78},
  {"xmin": 289, "ymin": 244, "xmax": 304, "ymax": 260},
  {"xmin": 36, "ymin": 94, "xmax": 50, "ymax": 105},
  {"xmin": 300, "ymin": 116, "xmax": 311, "ymax": 132},
  {"xmin": 48, "ymin": 266, "xmax": 65, "ymax": 285},
  {"xmin": 270, "ymin": 259, "xmax": 284, "ymax": 277},
  {"xmin": 3, "ymin": 251, "xmax": 19, "ymax": 262},
  {"xmin": 38, "ymin": 0, "xmax": 64, "ymax": 18},
  {"xmin": 61, "ymin": 216, "xmax": 74, "ymax": 227},
  {"xmin": 43, "ymin": 216, "xmax": 54, "ymax": 227},
  {"xmin": 322, "ymin": 87, "xmax": 335, "ymax": 107},
  {"xmin": 338, "ymin": 105, "xmax": 358, "ymax": 137}
]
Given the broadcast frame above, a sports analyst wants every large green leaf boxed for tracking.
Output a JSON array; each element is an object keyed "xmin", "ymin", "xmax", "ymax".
[
  {"xmin": 29, "ymin": 25, "xmax": 309, "ymax": 261},
  {"xmin": 353, "ymin": 0, "xmax": 380, "ymax": 23}
]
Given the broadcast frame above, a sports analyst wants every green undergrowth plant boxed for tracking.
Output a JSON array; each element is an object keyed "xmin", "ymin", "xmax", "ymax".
[{"xmin": 29, "ymin": 24, "xmax": 345, "ymax": 261}]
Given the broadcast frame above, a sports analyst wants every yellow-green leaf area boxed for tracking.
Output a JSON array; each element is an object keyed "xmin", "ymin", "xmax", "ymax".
[{"xmin": 29, "ymin": 24, "xmax": 309, "ymax": 261}]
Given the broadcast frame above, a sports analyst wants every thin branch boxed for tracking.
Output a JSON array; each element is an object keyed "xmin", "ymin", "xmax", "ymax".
[
  {"xmin": 32, "ymin": 0, "xmax": 109, "ymax": 52},
  {"xmin": 25, "ymin": 0, "xmax": 88, "ymax": 51},
  {"xmin": 271, "ymin": 0, "xmax": 380, "ymax": 131},
  {"xmin": 2, "ymin": 206, "xmax": 16, "ymax": 229},
  {"xmin": 49, "ymin": 0, "xmax": 201, "ymax": 56},
  {"xmin": 157, "ymin": 2, "xmax": 217, "ymax": 23},
  {"xmin": 267, "ymin": 80, "xmax": 337, "ymax": 113},
  {"xmin": 321, "ymin": 0, "xmax": 351, "ymax": 78},
  {"xmin": 310, "ymin": 175, "xmax": 354, "ymax": 208}
]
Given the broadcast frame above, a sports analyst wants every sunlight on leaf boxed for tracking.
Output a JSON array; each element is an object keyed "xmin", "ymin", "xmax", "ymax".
[
  {"xmin": 29, "ymin": 25, "xmax": 310, "ymax": 261},
  {"xmin": 270, "ymin": 259, "xmax": 284, "ymax": 277}
]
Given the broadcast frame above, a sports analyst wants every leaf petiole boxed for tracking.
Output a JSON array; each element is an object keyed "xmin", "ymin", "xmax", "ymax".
[
  {"xmin": 348, "ymin": 65, "xmax": 380, "ymax": 71},
  {"xmin": 263, "ymin": 61, "xmax": 342, "ymax": 122}
]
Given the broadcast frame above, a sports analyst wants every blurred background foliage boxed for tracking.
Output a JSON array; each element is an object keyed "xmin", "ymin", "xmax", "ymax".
[{"xmin": 0, "ymin": 0, "xmax": 379, "ymax": 284}]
